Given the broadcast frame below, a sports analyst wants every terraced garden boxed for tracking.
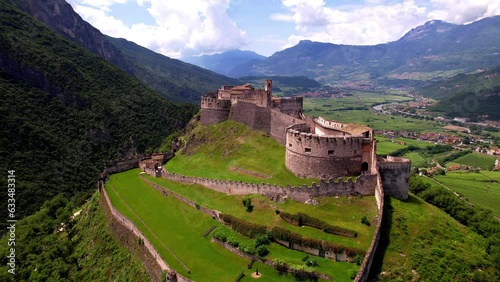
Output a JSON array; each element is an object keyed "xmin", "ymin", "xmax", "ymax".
[{"xmin": 105, "ymin": 169, "xmax": 377, "ymax": 281}]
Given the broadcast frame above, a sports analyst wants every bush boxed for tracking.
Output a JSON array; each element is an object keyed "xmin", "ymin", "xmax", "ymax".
[
  {"xmin": 239, "ymin": 243, "xmax": 256, "ymax": 255},
  {"xmin": 273, "ymin": 259, "xmax": 289, "ymax": 274},
  {"xmin": 305, "ymin": 260, "xmax": 318, "ymax": 267},
  {"xmin": 227, "ymin": 237, "xmax": 239, "ymax": 248},
  {"xmin": 275, "ymin": 209, "xmax": 280, "ymax": 215},
  {"xmin": 219, "ymin": 214, "xmax": 267, "ymax": 238},
  {"xmin": 242, "ymin": 196, "xmax": 254, "ymax": 212},
  {"xmin": 212, "ymin": 228, "xmax": 227, "ymax": 242},
  {"xmin": 302, "ymin": 255, "xmax": 309, "ymax": 262},
  {"xmin": 361, "ymin": 215, "xmax": 371, "ymax": 226},
  {"xmin": 256, "ymin": 245, "xmax": 269, "ymax": 257},
  {"xmin": 255, "ymin": 234, "xmax": 270, "ymax": 247}
]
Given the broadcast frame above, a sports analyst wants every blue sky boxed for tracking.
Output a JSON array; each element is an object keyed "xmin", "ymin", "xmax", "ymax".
[{"xmin": 69, "ymin": 0, "xmax": 500, "ymax": 58}]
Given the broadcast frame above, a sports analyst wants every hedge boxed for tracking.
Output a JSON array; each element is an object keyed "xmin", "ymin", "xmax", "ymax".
[
  {"xmin": 219, "ymin": 214, "xmax": 267, "ymax": 238},
  {"xmin": 279, "ymin": 212, "xmax": 357, "ymax": 237}
]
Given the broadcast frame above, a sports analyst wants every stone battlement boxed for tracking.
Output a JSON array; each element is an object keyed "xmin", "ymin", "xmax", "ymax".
[
  {"xmin": 200, "ymin": 96, "xmax": 231, "ymax": 110},
  {"xmin": 155, "ymin": 169, "xmax": 377, "ymax": 203}
]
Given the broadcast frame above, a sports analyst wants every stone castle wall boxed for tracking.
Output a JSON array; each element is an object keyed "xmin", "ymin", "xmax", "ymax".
[
  {"xmin": 285, "ymin": 126, "xmax": 368, "ymax": 179},
  {"xmin": 155, "ymin": 169, "xmax": 377, "ymax": 202},
  {"xmin": 228, "ymin": 101, "xmax": 271, "ymax": 133},
  {"xmin": 377, "ymin": 156, "xmax": 411, "ymax": 200},
  {"xmin": 272, "ymin": 96, "xmax": 303, "ymax": 117},
  {"xmin": 200, "ymin": 96, "xmax": 231, "ymax": 125},
  {"xmin": 269, "ymin": 110, "xmax": 306, "ymax": 145}
]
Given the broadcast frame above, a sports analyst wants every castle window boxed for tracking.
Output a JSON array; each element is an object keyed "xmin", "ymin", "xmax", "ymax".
[
  {"xmin": 288, "ymin": 143, "xmax": 292, "ymax": 147},
  {"xmin": 328, "ymin": 150, "xmax": 334, "ymax": 155},
  {"xmin": 305, "ymin": 148, "xmax": 311, "ymax": 153},
  {"xmin": 354, "ymin": 150, "xmax": 358, "ymax": 154}
]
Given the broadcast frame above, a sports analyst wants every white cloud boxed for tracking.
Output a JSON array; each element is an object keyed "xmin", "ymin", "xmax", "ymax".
[
  {"xmin": 74, "ymin": 0, "xmax": 246, "ymax": 58},
  {"xmin": 275, "ymin": 0, "xmax": 500, "ymax": 49}
]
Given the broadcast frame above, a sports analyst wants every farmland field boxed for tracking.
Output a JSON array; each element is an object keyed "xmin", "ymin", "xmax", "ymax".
[
  {"xmin": 451, "ymin": 152, "xmax": 497, "ymax": 170},
  {"xmin": 432, "ymin": 171, "xmax": 500, "ymax": 217}
]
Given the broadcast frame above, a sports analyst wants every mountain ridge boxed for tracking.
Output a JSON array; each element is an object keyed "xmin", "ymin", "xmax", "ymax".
[{"xmin": 230, "ymin": 16, "xmax": 500, "ymax": 86}]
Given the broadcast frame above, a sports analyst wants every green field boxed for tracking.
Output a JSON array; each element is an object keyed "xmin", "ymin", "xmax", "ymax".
[
  {"xmin": 378, "ymin": 194, "xmax": 492, "ymax": 281},
  {"xmin": 107, "ymin": 169, "xmax": 369, "ymax": 281},
  {"xmin": 143, "ymin": 174, "xmax": 377, "ymax": 249},
  {"xmin": 166, "ymin": 120, "xmax": 317, "ymax": 186},
  {"xmin": 432, "ymin": 171, "xmax": 500, "ymax": 217},
  {"xmin": 451, "ymin": 152, "xmax": 498, "ymax": 170},
  {"xmin": 402, "ymin": 152, "xmax": 428, "ymax": 167}
]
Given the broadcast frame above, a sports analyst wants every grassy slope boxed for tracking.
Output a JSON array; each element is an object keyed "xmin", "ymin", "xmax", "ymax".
[
  {"xmin": 144, "ymin": 174, "xmax": 378, "ymax": 249},
  {"xmin": 378, "ymin": 195, "xmax": 492, "ymax": 281},
  {"xmin": 166, "ymin": 120, "xmax": 317, "ymax": 186},
  {"xmin": 432, "ymin": 171, "xmax": 500, "ymax": 217},
  {"xmin": 451, "ymin": 152, "xmax": 498, "ymax": 170},
  {"xmin": 106, "ymin": 169, "xmax": 300, "ymax": 281}
]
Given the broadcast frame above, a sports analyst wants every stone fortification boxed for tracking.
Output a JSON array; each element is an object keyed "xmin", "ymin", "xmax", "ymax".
[
  {"xmin": 228, "ymin": 101, "xmax": 271, "ymax": 133},
  {"xmin": 153, "ymin": 169, "xmax": 377, "ymax": 203},
  {"xmin": 377, "ymin": 156, "xmax": 411, "ymax": 200},
  {"xmin": 270, "ymin": 110, "xmax": 305, "ymax": 145},
  {"xmin": 199, "ymin": 93, "xmax": 231, "ymax": 124}
]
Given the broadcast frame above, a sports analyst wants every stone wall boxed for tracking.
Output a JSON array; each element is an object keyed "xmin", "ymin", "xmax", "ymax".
[
  {"xmin": 99, "ymin": 181, "xmax": 193, "ymax": 282},
  {"xmin": 228, "ymin": 101, "xmax": 271, "ymax": 133},
  {"xmin": 354, "ymin": 159, "xmax": 385, "ymax": 282},
  {"xmin": 377, "ymin": 156, "xmax": 411, "ymax": 200},
  {"xmin": 199, "ymin": 97, "xmax": 231, "ymax": 124},
  {"xmin": 285, "ymin": 127, "xmax": 368, "ymax": 178},
  {"xmin": 272, "ymin": 97, "xmax": 303, "ymax": 118},
  {"xmin": 154, "ymin": 169, "xmax": 378, "ymax": 203},
  {"xmin": 269, "ymin": 110, "xmax": 306, "ymax": 145}
]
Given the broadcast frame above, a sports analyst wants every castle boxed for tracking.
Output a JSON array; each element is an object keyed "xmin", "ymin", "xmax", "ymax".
[{"xmin": 199, "ymin": 80, "xmax": 410, "ymax": 200}]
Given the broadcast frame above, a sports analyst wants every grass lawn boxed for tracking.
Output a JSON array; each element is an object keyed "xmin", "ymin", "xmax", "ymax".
[
  {"xmin": 166, "ymin": 120, "xmax": 317, "ymax": 186},
  {"xmin": 106, "ymin": 169, "xmax": 291, "ymax": 282},
  {"xmin": 432, "ymin": 171, "xmax": 500, "ymax": 217},
  {"xmin": 107, "ymin": 169, "xmax": 368, "ymax": 281},
  {"xmin": 402, "ymin": 152, "xmax": 428, "ymax": 167},
  {"xmin": 376, "ymin": 140, "xmax": 406, "ymax": 155},
  {"xmin": 452, "ymin": 152, "xmax": 497, "ymax": 170},
  {"xmin": 143, "ymin": 174, "xmax": 377, "ymax": 250},
  {"xmin": 378, "ymin": 194, "xmax": 491, "ymax": 281}
]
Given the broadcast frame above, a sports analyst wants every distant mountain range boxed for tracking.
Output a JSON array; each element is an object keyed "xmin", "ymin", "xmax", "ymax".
[
  {"xmin": 229, "ymin": 17, "xmax": 500, "ymax": 87},
  {"xmin": 183, "ymin": 50, "xmax": 266, "ymax": 77},
  {"xmin": 15, "ymin": 0, "xmax": 240, "ymax": 103}
]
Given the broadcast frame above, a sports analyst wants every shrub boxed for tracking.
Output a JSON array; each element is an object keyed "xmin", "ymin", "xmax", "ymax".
[
  {"xmin": 256, "ymin": 245, "xmax": 269, "ymax": 257},
  {"xmin": 275, "ymin": 209, "xmax": 280, "ymax": 215},
  {"xmin": 212, "ymin": 228, "xmax": 227, "ymax": 242},
  {"xmin": 242, "ymin": 196, "xmax": 254, "ymax": 212},
  {"xmin": 302, "ymin": 255, "xmax": 309, "ymax": 262},
  {"xmin": 255, "ymin": 234, "xmax": 270, "ymax": 247},
  {"xmin": 361, "ymin": 215, "xmax": 371, "ymax": 226},
  {"xmin": 227, "ymin": 237, "xmax": 239, "ymax": 248},
  {"xmin": 239, "ymin": 243, "xmax": 256, "ymax": 255},
  {"xmin": 305, "ymin": 259, "xmax": 318, "ymax": 267},
  {"xmin": 219, "ymin": 214, "xmax": 267, "ymax": 238},
  {"xmin": 273, "ymin": 259, "xmax": 289, "ymax": 274}
]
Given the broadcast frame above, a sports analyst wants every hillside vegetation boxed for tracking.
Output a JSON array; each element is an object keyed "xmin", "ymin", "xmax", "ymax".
[
  {"xmin": 0, "ymin": 1, "xmax": 196, "ymax": 221},
  {"xmin": 166, "ymin": 120, "xmax": 317, "ymax": 186},
  {"xmin": 0, "ymin": 193, "xmax": 149, "ymax": 281}
]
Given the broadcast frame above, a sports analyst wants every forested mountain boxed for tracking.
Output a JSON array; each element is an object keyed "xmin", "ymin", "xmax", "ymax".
[
  {"xmin": 183, "ymin": 49, "xmax": 266, "ymax": 77},
  {"xmin": 230, "ymin": 17, "xmax": 500, "ymax": 86},
  {"xmin": 14, "ymin": 0, "xmax": 241, "ymax": 102},
  {"xmin": 0, "ymin": 0, "xmax": 197, "ymax": 221}
]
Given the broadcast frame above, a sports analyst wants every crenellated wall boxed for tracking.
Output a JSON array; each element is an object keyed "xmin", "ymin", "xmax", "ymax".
[
  {"xmin": 377, "ymin": 156, "xmax": 411, "ymax": 200},
  {"xmin": 153, "ymin": 169, "xmax": 378, "ymax": 203},
  {"xmin": 270, "ymin": 110, "xmax": 306, "ymax": 145},
  {"xmin": 285, "ymin": 127, "xmax": 367, "ymax": 179},
  {"xmin": 200, "ymin": 96, "xmax": 231, "ymax": 125},
  {"xmin": 272, "ymin": 96, "xmax": 303, "ymax": 118}
]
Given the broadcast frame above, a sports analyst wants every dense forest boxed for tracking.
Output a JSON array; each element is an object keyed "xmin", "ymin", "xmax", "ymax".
[{"xmin": 0, "ymin": 1, "xmax": 197, "ymax": 223}]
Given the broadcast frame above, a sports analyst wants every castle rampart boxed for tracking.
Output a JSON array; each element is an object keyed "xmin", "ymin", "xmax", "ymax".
[
  {"xmin": 377, "ymin": 156, "xmax": 411, "ymax": 200},
  {"xmin": 200, "ymin": 95, "xmax": 231, "ymax": 125}
]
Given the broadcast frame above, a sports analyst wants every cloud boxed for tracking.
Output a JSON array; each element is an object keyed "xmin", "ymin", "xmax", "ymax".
[
  {"xmin": 274, "ymin": 0, "xmax": 500, "ymax": 49},
  {"xmin": 73, "ymin": 0, "xmax": 246, "ymax": 58}
]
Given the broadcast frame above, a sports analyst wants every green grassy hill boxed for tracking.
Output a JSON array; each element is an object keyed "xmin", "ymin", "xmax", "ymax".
[{"xmin": 166, "ymin": 120, "xmax": 317, "ymax": 186}]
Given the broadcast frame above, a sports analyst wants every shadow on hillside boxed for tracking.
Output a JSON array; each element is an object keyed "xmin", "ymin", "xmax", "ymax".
[{"xmin": 368, "ymin": 196, "xmax": 393, "ymax": 281}]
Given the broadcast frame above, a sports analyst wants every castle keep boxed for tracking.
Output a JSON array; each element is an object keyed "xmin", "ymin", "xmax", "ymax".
[{"xmin": 199, "ymin": 80, "xmax": 410, "ymax": 200}]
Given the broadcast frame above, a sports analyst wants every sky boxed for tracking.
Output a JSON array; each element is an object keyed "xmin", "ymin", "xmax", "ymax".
[{"xmin": 69, "ymin": 0, "xmax": 500, "ymax": 59}]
